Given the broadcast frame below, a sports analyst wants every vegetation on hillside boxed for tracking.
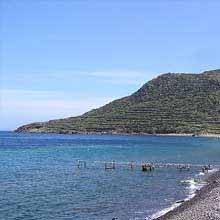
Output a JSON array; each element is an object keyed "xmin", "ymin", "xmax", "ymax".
[{"xmin": 16, "ymin": 69, "xmax": 220, "ymax": 135}]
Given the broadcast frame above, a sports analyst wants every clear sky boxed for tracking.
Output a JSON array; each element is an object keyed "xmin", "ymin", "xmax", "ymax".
[{"xmin": 1, "ymin": 0, "xmax": 220, "ymax": 130}]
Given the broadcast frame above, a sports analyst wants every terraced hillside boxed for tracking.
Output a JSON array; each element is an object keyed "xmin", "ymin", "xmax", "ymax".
[{"xmin": 16, "ymin": 69, "xmax": 220, "ymax": 135}]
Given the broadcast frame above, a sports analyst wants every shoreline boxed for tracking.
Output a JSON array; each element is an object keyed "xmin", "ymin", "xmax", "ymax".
[
  {"xmin": 153, "ymin": 169, "xmax": 220, "ymax": 220},
  {"xmin": 155, "ymin": 133, "xmax": 220, "ymax": 138},
  {"xmin": 14, "ymin": 130, "xmax": 220, "ymax": 138}
]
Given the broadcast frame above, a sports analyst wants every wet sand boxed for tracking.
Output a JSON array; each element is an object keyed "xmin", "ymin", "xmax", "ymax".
[{"xmin": 155, "ymin": 170, "xmax": 220, "ymax": 220}]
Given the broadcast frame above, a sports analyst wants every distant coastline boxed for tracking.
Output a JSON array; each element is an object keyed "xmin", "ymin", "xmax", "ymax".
[{"xmin": 14, "ymin": 130, "xmax": 220, "ymax": 139}]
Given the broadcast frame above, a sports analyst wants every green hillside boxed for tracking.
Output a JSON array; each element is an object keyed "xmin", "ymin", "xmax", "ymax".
[{"xmin": 15, "ymin": 69, "xmax": 220, "ymax": 135}]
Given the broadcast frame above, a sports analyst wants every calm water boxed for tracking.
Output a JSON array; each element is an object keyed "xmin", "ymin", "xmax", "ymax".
[{"xmin": 0, "ymin": 131, "xmax": 220, "ymax": 220}]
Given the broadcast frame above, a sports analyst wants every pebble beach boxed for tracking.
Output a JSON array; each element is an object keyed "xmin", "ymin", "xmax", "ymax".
[{"xmin": 155, "ymin": 170, "xmax": 220, "ymax": 220}]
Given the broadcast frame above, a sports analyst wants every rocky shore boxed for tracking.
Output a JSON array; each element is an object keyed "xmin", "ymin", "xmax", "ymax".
[
  {"xmin": 155, "ymin": 170, "xmax": 220, "ymax": 220},
  {"xmin": 14, "ymin": 128, "xmax": 220, "ymax": 139}
]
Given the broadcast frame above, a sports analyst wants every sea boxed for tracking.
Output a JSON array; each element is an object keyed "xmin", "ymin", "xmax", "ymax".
[{"xmin": 0, "ymin": 131, "xmax": 220, "ymax": 220}]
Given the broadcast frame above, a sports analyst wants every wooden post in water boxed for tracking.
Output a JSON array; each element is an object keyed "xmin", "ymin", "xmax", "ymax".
[
  {"xmin": 77, "ymin": 160, "xmax": 86, "ymax": 169},
  {"xmin": 129, "ymin": 161, "xmax": 134, "ymax": 169},
  {"xmin": 112, "ymin": 160, "xmax": 115, "ymax": 169},
  {"xmin": 105, "ymin": 161, "xmax": 115, "ymax": 170}
]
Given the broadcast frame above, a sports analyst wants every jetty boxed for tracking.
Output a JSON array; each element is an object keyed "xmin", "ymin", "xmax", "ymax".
[{"xmin": 76, "ymin": 160, "xmax": 218, "ymax": 173}]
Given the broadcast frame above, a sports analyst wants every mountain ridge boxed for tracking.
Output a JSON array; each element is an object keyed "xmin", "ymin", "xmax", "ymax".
[{"xmin": 15, "ymin": 69, "xmax": 220, "ymax": 135}]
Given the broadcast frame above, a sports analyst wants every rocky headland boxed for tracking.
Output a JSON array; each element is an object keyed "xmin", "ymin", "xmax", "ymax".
[{"xmin": 15, "ymin": 69, "xmax": 220, "ymax": 135}]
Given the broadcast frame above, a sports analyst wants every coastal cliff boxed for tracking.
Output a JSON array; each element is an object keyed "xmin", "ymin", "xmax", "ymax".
[{"xmin": 15, "ymin": 69, "xmax": 220, "ymax": 135}]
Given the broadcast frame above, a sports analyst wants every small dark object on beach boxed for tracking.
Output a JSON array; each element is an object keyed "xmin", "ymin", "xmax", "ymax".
[{"xmin": 112, "ymin": 218, "xmax": 118, "ymax": 220}]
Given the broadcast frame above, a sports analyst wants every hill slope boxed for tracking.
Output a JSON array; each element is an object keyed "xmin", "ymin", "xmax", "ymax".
[{"xmin": 16, "ymin": 69, "xmax": 220, "ymax": 135}]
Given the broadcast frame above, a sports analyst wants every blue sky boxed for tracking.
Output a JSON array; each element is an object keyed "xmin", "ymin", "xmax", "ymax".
[{"xmin": 1, "ymin": 0, "xmax": 220, "ymax": 130}]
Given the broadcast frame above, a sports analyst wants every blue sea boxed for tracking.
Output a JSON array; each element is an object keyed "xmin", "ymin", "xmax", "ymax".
[{"xmin": 0, "ymin": 131, "xmax": 220, "ymax": 220}]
